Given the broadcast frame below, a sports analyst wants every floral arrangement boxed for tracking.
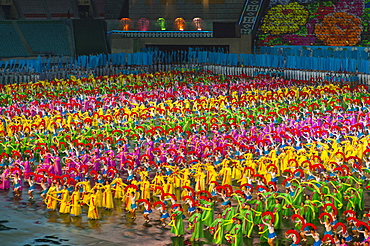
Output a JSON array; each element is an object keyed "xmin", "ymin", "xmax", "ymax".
[
  {"xmin": 315, "ymin": 12, "xmax": 362, "ymax": 46},
  {"xmin": 258, "ymin": 0, "xmax": 367, "ymax": 46},
  {"xmin": 261, "ymin": 2, "xmax": 309, "ymax": 35}
]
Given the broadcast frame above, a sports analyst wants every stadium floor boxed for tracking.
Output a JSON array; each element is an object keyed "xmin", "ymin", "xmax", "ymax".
[{"xmin": 1, "ymin": 181, "xmax": 368, "ymax": 246}]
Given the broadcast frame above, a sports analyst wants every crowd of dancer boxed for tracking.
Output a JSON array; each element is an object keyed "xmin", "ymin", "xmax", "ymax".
[{"xmin": 1, "ymin": 69, "xmax": 370, "ymax": 245}]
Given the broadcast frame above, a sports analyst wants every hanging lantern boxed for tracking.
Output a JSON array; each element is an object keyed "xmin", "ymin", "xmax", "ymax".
[
  {"xmin": 157, "ymin": 18, "xmax": 166, "ymax": 31},
  {"xmin": 120, "ymin": 18, "xmax": 132, "ymax": 31},
  {"xmin": 174, "ymin": 18, "xmax": 187, "ymax": 31},
  {"xmin": 137, "ymin": 18, "xmax": 150, "ymax": 31},
  {"xmin": 192, "ymin": 17, "xmax": 204, "ymax": 31}
]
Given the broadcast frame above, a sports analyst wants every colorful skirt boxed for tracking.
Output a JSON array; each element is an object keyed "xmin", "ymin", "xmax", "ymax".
[
  {"xmin": 161, "ymin": 213, "xmax": 170, "ymax": 219},
  {"xmin": 313, "ymin": 240, "xmax": 322, "ymax": 246},
  {"xmin": 29, "ymin": 185, "xmax": 35, "ymax": 191}
]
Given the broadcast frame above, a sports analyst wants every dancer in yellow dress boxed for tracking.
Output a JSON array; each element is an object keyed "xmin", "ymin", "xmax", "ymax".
[
  {"xmin": 111, "ymin": 174, "xmax": 125, "ymax": 199},
  {"xmin": 205, "ymin": 165, "xmax": 216, "ymax": 184},
  {"xmin": 95, "ymin": 183, "xmax": 104, "ymax": 208},
  {"xmin": 219, "ymin": 162, "xmax": 232, "ymax": 186},
  {"xmin": 231, "ymin": 160, "xmax": 243, "ymax": 181},
  {"xmin": 87, "ymin": 189, "xmax": 99, "ymax": 220},
  {"xmin": 70, "ymin": 186, "xmax": 82, "ymax": 216},
  {"xmin": 180, "ymin": 169, "xmax": 192, "ymax": 198},
  {"xmin": 80, "ymin": 181, "xmax": 91, "ymax": 205},
  {"xmin": 46, "ymin": 183, "xmax": 58, "ymax": 211},
  {"xmin": 103, "ymin": 180, "xmax": 114, "ymax": 209},
  {"xmin": 138, "ymin": 176, "xmax": 151, "ymax": 200},
  {"xmin": 194, "ymin": 168, "xmax": 206, "ymax": 192},
  {"xmin": 164, "ymin": 176, "xmax": 175, "ymax": 194},
  {"xmin": 152, "ymin": 172, "xmax": 165, "ymax": 196},
  {"xmin": 59, "ymin": 185, "xmax": 70, "ymax": 214},
  {"xmin": 128, "ymin": 191, "xmax": 137, "ymax": 220}
]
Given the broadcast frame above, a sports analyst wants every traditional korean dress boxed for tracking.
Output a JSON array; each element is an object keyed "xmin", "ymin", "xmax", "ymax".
[
  {"xmin": 170, "ymin": 209, "xmax": 185, "ymax": 236},
  {"xmin": 70, "ymin": 190, "xmax": 82, "ymax": 216},
  {"xmin": 87, "ymin": 193, "xmax": 99, "ymax": 220},
  {"xmin": 188, "ymin": 212, "xmax": 204, "ymax": 240},
  {"xmin": 59, "ymin": 188, "xmax": 70, "ymax": 214}
]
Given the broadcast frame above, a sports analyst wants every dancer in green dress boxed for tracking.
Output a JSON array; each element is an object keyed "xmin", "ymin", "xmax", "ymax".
[
  {"xmin": 210, "ymin": 213, "xmax": 225, "ymax": 245},
  {"xmin": 239, "ymin": 203, "xmax": 254, "ymax": 238},
  {"xmin": 273, "ymin": 198, "xmax": 282, "ymax": 230},
  {"xmin": 200, "ymin": 199, "xmax": 214, "ymax": 228},
  {"xmin": 222, "ymin": 201, "xmax": 235, "ymax": 232},
  {"xmin": 229, "ymin": 219, "xmax": 243, "ymax": 246},
  {"xmin": 253, "ymin": 195, "xmax": 264, "ymax": 225},
  {"xmin": 188, "ymin": 207, "xmax": 204, "ymax": 242},
  {"xmin": 170, "ymin": 205, "xmax": 185, "ymax": 237}
]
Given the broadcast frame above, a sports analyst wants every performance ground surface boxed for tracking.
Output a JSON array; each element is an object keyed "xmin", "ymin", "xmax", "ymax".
[{"xmin": 2, "ymin": 182, "xmax": 367, "ymax": 246}]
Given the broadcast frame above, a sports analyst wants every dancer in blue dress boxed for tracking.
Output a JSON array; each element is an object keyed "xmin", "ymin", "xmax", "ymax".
[
  {"xmin": 13, "ymin": 172, "xmax": 22, "ymax": 197},
  {"xmin": 263, "ymin": 220, "xmax": 276, "ymax": 246},
  {"xmin": 27, "ymin": 176, "xmax": 35, "ymax": 199},
  {"xmin": 305, "ymin": 229, "xmax": 322, "ymax": 246}
]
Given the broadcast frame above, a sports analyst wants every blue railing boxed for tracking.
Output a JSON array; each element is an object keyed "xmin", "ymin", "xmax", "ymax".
[{"xmin": 1, "ymin": 50, "xmax": 369, "ymax": 74}]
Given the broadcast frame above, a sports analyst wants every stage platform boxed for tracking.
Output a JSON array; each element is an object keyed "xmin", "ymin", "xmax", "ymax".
[
  {"xmin": 109, "ymin": 30, "xmax": 252, "ymax": 54},
  {"xmin": 108, "ymin": 30, "xmax": 213, "ymax": 38}
]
